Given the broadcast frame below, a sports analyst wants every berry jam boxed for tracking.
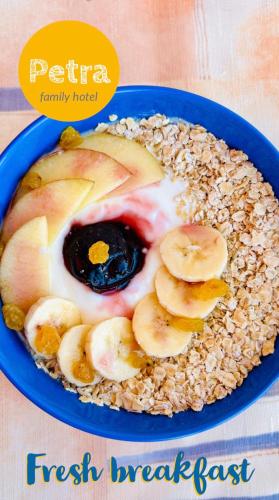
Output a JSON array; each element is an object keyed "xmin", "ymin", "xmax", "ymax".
[{"xmin": 63, "ymin": 221, "xmax": 146, "ymax": 294}]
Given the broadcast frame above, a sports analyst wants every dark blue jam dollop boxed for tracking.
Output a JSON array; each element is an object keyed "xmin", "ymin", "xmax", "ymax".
[{"xmin": 63, "ymin": 221, "xmax": 146, "ymax": 294}]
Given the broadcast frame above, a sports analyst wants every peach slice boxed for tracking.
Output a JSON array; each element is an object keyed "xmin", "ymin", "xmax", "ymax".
[
  {"xmin": 18, "ymin": 149, "xmax": 131, "ymax": 203},
  {"xmin": 2, "ymin": 179, "xmax": 93, "ymax": 243},
  {"xmin": 77, "ymin": 133, "xmax": 164, "ymax": 196},
  {"xmin": 0, "ymin": 217, "xmax": 49, "ymax": 312}
]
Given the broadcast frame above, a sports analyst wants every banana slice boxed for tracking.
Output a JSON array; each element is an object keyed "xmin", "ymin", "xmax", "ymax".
[
  {"xmin": 133, "ymin": 293, "xmax": 195, "ymax": 358},
  {"xmin": 160, "ymin": 224, "xmax": 228, "ymax": 282},
  {"xmin": 57, "ymin": 325, "xmax": 100, "ymax": 387},
  {"xmin": 25, "ymin": 296, "xmax": 81, "ymax": 358},
  {"xmin": 155, "ymin": 266, "xmax": 219, "ymax": 318},
  {"xmin": 86, "ymin": 317, "xmax": 142, "ymax": 382}
]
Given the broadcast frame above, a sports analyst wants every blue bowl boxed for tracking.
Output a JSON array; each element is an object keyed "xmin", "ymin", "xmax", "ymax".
[{"xmin": 0, "ymin": 86, "xmax": 278, "ymax": 441}]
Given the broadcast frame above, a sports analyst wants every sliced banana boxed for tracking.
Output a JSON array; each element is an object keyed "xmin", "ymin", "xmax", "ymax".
[
  {"xmin": 155, "ymin": 266, "xmax": 219, "ymax": 319},
  {"xmin": 25, "ymin": 296, "xmax": 81, "ymax": 358},
  {"xmin": 57, "ymin": 325, "xmax": 100, "ymax": 387},
  {"xmin": 133, "ymin": 293, "xmax": 194, "ymax": 358},
  {"xmin": 160, "ymin": 224, "xmax": 228, "ymax": 282},
  {"xmin": 86, "ymin": 317, "xmax": 142, "ymax": 382}
]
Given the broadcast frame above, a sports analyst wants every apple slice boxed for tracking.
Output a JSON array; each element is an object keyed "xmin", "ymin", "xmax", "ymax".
[
  {"xmin": 18, "ymin": 149, "xmax": 131, "ymax": 203},
  {"xmin": 2, "ymin": 179, "xmax": 93, "ymax": 244},
  {"xmin": 77, "ymin": 133, "xmax": 164, "ymax": 196},
  {"xmin": 0, "ymin": 217, "xmax": 49, "ymax": 312}
]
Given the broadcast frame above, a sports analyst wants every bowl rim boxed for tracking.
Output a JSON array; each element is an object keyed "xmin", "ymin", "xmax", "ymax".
[
  {"xmin": 0, "ymin": 85, "xmax": 278, "ymax": 441},
  {"xmin": 1, "ymin": 85, "xmax": 279, "ymax": 161}
]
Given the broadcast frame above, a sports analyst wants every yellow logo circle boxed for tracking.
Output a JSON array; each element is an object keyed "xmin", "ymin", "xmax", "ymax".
[{"xmin": 18, "ymin": 21, "xmax": 120, "ymax": 121}]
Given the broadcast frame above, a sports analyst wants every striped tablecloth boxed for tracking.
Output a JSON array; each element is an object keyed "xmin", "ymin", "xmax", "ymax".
[{"xmin": 0, "ymin": 1, "xmax": 278, "ymax": 499}]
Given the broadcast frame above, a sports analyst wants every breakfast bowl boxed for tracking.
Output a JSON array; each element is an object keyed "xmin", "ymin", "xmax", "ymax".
[{"xmin": 0, "ymin": 85, "xmax": 278, "ymax": 441}]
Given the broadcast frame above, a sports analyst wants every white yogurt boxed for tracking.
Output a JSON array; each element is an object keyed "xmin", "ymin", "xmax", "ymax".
[{"xmin": 50, "ymin": 176, "xmax": 186, "ymax": 323}]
